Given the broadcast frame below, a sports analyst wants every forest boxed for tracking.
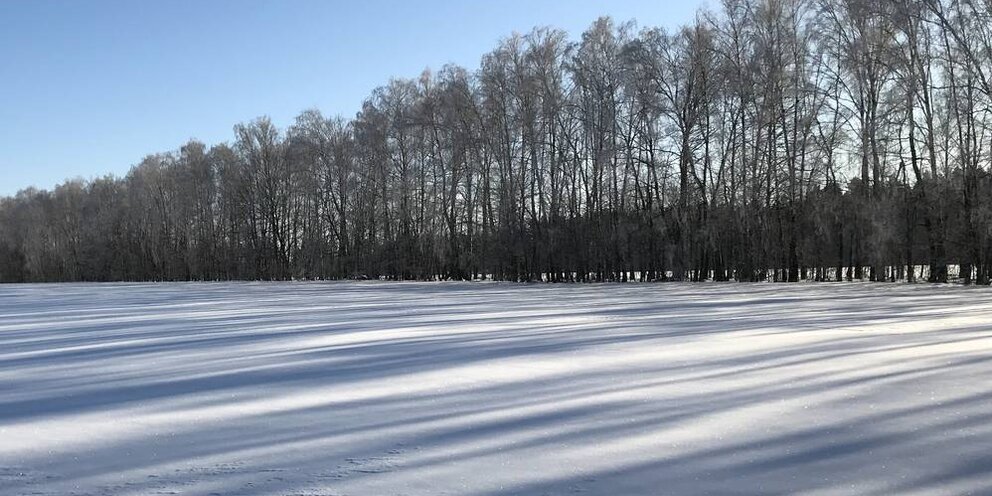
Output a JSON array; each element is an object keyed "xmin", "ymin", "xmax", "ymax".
[{"xmin": 3, "ymin": 0, "xmax": 992, "ymax": 284}]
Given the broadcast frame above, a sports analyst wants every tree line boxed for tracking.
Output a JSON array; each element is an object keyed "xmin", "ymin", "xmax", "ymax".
[{"xmin": 3, "ymin": 0, "xmax": 992, "ymax": 284}]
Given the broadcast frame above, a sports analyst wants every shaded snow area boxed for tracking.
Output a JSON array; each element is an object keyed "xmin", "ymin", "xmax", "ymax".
[{"xmin": 2, "ymin": 282, "xmax": 992, "ymax": 495}]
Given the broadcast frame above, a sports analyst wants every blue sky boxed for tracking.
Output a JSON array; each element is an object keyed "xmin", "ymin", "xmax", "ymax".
[{"xmin": 0, "ymin": 0, "xmax": 709, "ymax": 196}]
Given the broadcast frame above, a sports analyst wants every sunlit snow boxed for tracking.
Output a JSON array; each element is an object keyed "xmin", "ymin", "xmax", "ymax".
[{"xmin": 2, "ymin": 282, "xmax": 991, "ymax": 495}]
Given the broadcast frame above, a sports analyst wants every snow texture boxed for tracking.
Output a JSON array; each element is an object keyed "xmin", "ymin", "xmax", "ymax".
[{"xmin": 1, "ymin": 282, "xmax": 991, "ymax": 495}]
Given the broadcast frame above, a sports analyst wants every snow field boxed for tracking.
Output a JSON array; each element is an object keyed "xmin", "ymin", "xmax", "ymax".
[{"xmin": 1, "ymin": 282, "xmax": 991, "ymax": 495}]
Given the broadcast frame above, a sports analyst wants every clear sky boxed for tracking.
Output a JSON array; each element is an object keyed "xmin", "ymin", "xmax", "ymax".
[{"xmin": 0, "ymin": 0, "xmax": 709, "ymax": 197}]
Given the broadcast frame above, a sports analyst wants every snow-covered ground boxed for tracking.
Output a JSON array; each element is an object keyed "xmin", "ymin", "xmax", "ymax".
[{"xmin": 2, "ymin": 282, "xmax": 992, "ymax": 495}]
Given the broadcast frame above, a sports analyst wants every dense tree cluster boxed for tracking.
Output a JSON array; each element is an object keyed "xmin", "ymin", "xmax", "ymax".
[{"xmin": 4, "ymin": 0, "xmax": 992, "ymax": 283}]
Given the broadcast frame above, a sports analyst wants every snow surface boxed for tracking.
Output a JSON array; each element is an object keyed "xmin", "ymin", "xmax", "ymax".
[{"xmin": 2, "ymin": 282, "xmax": 992, "ymax": 495}]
